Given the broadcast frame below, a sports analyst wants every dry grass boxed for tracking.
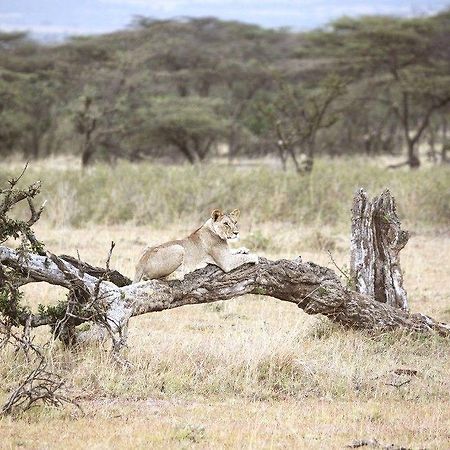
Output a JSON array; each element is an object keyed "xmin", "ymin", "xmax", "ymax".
[
  {"xmin": 1, "ymin": 157, "xmax": 449, "ymax": 229},
  {"xmin": 2, "ymin": 399, "xmax": 450, "ymax": 449},
  {"xmin": 1, "ymin": 159, "xmax": 449, "ymax": 448},
  {"xmin": 1, "ymin": 220, "xmax": 449, "ymax": 449}
]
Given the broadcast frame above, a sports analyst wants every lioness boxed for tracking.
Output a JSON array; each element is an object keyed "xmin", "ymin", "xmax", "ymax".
[{"xmin": 134, "ymin": 209, "xmax": 258, "ymax": 282}]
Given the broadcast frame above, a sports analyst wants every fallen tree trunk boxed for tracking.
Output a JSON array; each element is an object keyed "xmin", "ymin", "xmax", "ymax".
[{"xmin": 1, "ymin": 246, "xmax": 449, "ymax": 339}]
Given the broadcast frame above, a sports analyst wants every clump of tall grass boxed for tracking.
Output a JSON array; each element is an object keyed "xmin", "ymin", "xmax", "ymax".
[
  {"xmin": 0, "ymin": 158, "xmax": 448, "ymax": 229},
  {"xmin": 3, "ymin": 326, "xmax": 445, "ymax": 403}
]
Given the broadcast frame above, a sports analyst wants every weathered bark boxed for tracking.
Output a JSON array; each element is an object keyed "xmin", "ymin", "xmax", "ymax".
[
  {"xmin": 350, "ymin": 189, "xmax": 409, "ymax": 310},
  {"xmin": 1, "ymin": 245, "xmax": 448, "ymax": 339},
  {"xmin": 59, "ymin": 254, "xmax": 131, "ymax": 287}
]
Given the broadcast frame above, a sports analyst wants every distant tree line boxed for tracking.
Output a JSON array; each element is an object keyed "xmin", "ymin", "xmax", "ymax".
[{"xmin": 1, "ymin": 12, "xmax": 449, "ymax": 169}]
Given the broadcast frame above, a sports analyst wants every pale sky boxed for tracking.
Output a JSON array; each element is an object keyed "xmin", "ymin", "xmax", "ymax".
[{"xmin": 0, "ymin": 0, "xmax": 448, "ymax": 40}]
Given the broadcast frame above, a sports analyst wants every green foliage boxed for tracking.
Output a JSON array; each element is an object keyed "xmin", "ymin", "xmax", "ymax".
[
  {"xmin": 0, "ymin": 31, "xmax": 29, "ymax": 49},
  {"xmin": 0, "ymin": 179, "xmax": 45, "ymax": 254},
  {"xmin": 143, "ymin": 96, "xmax": 230, "ymax": 162},
  {"xmin": 0, "ymin": 286, "xmax": 28, "ymax": 325},
  {"xmin": 0, "ymin": 43, "xmax": 57, "ymax": 158},
  {"xmin": 0, "ymin": 174, "xmax": 45, "ymax": 325},
  {"xmin": 37, "ymin": 301, "xmax": 67, "ymax": 323},
  {"xmin": 258, "ymin": 74, "xmax": 346, "ymax": 169},
  {"xmin": 310, "ymin": 12, "xmax": 450, "ymax": 165},
  {"xmin": 0, "ymin": 13, "xmax": 449, "ymax": 164}
]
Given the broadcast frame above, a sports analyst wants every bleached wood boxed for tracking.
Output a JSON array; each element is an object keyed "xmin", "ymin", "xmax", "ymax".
[
  {"xmin": 1, "ymin": 246, "xmax": 449, "ymax": 338},
  {"xmin": 351, "ymin": 189, "xmax": 409, "ymax": 310}
]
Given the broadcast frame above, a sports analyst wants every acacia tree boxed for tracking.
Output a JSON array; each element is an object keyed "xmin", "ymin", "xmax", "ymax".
[
  {"xmin": 313, "ymin": 14, "xmax": 450, "ymax": 168},
  {"xmin": 0, "ymin": 32, "xmax": 57, "ymax": 159},
  {"xmin": 132, "ymin": 17, "xmax": 224, "ymax": 98},
  {"xmin": 259, "ymin": 76, "xmax": 346, "ymax": 172},
  {"xmin": 0, "ymin": 76, "xmax": 26, "ymax": 156},
  {"xmin": 51, "ymin": 35, "xmax": 141, "ymax": 166},
  {"xmin": 143, "ymin": 96, "xmax": 230, "ymax": 163}
]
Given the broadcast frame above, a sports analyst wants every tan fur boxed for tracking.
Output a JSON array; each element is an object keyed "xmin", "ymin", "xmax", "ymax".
[{"xmin": 134, "ymin": 209, "xmax": 258, "ymax": 282}]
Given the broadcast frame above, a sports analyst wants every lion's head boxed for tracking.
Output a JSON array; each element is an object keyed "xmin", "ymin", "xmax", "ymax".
[{"xmin": 210, "ymin": 209, "xmax": 240, "ymax": 240}]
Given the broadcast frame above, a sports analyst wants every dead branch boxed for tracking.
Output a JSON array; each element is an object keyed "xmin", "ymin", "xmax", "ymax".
[
  {"xmin": 0, "ymin": 316, "xmax": 78, "ymax": 416},
  {"xmin": 60, "ymin": 253, "xmax": 131, "ymax": 287},
  {"xmin": 1, "ymin": 247, "xmax": 449, "ymax": 339}
]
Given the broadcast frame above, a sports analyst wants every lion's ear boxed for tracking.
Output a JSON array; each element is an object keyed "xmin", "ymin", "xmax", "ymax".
[
  {"xmin": 229, "ymin": 209, "xmax": 240, "ymax": 220},
  {"xmin": 211, "ymin": 209, "xmax": 222, "ymax": 221}
]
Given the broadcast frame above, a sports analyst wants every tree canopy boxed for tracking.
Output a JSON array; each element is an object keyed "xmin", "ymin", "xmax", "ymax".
[{"xmin": 0, "ymin": 12, "xmax": 449, "ymax": 167}]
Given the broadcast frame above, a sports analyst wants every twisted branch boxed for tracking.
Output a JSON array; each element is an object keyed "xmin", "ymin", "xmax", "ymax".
[{"xmin": 1, "ymin": 247, "xmax": 449, "ymax": 337}]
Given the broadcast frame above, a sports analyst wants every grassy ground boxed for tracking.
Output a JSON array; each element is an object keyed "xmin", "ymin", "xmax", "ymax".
[
  {"xmin": 1, "ymin": 157, "xmax": 449, "ymax": 229},
  {"xmin": 1, "ymin": 160, "xmax": 449, "ymax": 449}
]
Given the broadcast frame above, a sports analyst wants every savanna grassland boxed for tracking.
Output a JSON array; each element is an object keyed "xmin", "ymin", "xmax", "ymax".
[{"xmin": 1, "ymin": 158, "xmax": 450, "ymax": 449}]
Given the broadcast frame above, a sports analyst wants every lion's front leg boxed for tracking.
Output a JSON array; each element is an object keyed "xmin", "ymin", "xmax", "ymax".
[{"xmin": 211, "ymin": 248, "xmax": 258, "ymax": 273}]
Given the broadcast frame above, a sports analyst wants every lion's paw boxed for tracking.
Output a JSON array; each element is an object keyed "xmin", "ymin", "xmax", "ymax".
[{"xmin": 248, "ymin": 253, "xmax": 259, "ymax": 264}]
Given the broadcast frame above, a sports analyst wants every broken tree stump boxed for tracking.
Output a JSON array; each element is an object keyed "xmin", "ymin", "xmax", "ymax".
[{"xmin": 350, "ymin": 189, "xmax": 409, "ymax": 310}]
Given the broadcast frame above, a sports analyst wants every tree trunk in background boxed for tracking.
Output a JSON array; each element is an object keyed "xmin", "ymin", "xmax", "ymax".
[
  {"xmin": 406, "ymin": 140, "xmax": 421, "ymax": 168},
  {"xmin": 427, "ymin": 126, "xmax": 438, "ymax": 163},
  {"xmin": 31, "ymin": 129, "xmax": 40, "ymax": 160},
  {"xmin": 442, "ymin": 117, "xmax": 449, "ymax": 164},
  {"xmin": 81, "ymin": 143, "xmax": 95, "ymax": 167},
  {"xmin": 350, "ymin": 189, "xmax": 409, "ymax": 310}
]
